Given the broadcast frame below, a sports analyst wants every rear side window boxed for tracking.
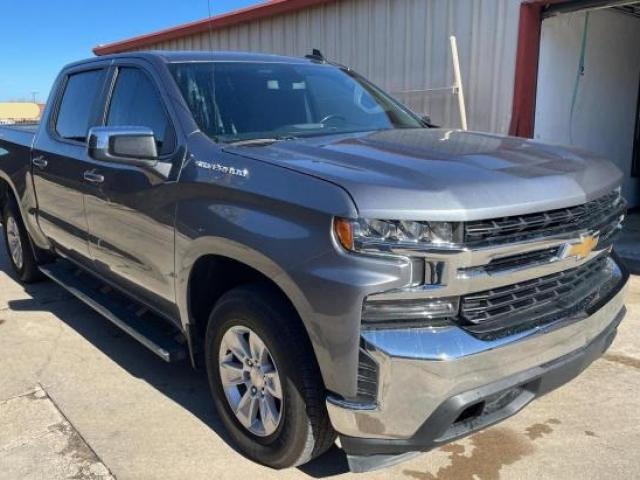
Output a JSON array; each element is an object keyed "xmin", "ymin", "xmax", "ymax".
[
  {"xmin": 55, "ymin": 69, "xmax": 105, "ymax": 141},
  {"xmin": 107, "ymin": 67, "xmax": 175, "ymax": 155}
]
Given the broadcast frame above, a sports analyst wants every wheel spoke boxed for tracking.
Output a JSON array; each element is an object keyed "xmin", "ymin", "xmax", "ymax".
[
  {"xmin": 264, "ymin": 372, "xmax": 282, "ymax": 399},
  {"xmin": 235, "ymin": 390, "xmax": 259, "ymax": 429},
  {"xmin": 248, "ymin": 332, "xmax": 266, "ymax": 365},
  {"xmin": 219, "ymin": 357, "xmax": 246, "ymax": 386},
  {"xmin": 259, "ymin": 395, "xmax": 280, "ymax": 435},
  {"xmin": 227, "ymin": 330, "xmax": 251, "ymax": 361}
]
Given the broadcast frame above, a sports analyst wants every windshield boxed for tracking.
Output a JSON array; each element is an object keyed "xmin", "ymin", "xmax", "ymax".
[{"xmin": 169, "ymin": 61, "xmax": 424, "ymax": 142}]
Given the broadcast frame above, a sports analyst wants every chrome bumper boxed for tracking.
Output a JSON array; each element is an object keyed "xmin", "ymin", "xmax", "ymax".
[{"xmin": 327, "ymin": 258, "xmax": 627, "ymax": 440}]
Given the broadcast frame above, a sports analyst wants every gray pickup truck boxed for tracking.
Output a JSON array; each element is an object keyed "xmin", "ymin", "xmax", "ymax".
[{"xmin": 0, "ymin": 51, "xmax": 628, "ymax": 472}]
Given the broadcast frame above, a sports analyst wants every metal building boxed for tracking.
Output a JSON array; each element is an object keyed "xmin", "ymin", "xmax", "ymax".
[
  {"xmin": 95, "ymin": 0, "xmax": 640, "ymax": 204},
  {"xmin": 95, "ymin": 0, "xmax": 522, "ymax": 134}
]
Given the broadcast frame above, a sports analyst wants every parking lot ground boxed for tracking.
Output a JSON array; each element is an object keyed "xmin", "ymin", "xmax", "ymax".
[
  {"xmin": 0, "ymin": 239, "xmax": 639, "ymax": 480},
  {"xmin": 0, "ymin": 386, "xmax": 113, "ymax": 480}
]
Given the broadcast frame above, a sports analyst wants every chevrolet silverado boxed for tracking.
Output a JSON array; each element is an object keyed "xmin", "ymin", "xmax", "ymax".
[{"xmin": 0, "ymin": 51, "xmax": 628, "ymax": 472}]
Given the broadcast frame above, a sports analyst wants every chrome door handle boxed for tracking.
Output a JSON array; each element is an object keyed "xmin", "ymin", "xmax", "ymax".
[
  {"xmin": 32, "ymin": 156, "xmax": 48, "ymax": 169},
  {"xmin": 83, "ymin": 171, "xmax": 105, "ymax": 184}
]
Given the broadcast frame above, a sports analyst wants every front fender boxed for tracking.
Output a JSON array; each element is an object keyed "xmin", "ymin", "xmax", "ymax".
[
  {"xmin": 174, "ymin": 138, "xmax": 413, "ymax": 397},
  {"xmin": 175, "ymin": 229, "xmax": 410, "ymax": 399},
  {"xmin": 173, "ymin": 174, "xmax": 360, "ymax": 394}
]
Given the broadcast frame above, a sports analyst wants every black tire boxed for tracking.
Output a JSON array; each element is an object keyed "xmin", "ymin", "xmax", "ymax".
[
  {"xmin": 205, "ymin": 283, "xmax": 336, "ymax": 469},
  {"xmin": 2, "ymin": 198, "xmax": 43, "ymax": 283}
]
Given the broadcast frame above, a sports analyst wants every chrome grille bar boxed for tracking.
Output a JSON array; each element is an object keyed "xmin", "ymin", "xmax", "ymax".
[
  {"xmin": 464, "ymin": 190, "xmax": 624, "ymax": 245},
  {"xmin": 460, "ymin": 255, "xmax": 609, "ymax": 325}
]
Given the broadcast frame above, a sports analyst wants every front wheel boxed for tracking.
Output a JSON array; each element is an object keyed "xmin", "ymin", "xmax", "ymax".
[
  {"xmin": 2, "ymin": 199, "xmax": 42, "ymax": 283},
  {"xmin": 205, "ymin": 284, "xmax": 336, "ymax": 468}
]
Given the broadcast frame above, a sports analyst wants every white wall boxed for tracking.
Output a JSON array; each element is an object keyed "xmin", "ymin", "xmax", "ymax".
[
  {"xmin": 534, "ymin": 9, "xmax": 640, "ymax": 205},
  {"xmin": 131, "ymin": 0, "xmax": 522, "ymax": 134}
]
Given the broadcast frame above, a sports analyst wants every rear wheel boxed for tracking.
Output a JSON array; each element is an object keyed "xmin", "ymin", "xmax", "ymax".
[
  {"xmin": 205, "ymin": 284, "xmax": 336, "ymax": 468},
  {"xmin": 2, "ymin": 199, "xmax": 43, "ymax": 283}
]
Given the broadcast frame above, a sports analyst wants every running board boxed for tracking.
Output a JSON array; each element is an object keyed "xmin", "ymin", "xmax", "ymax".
[{"xmin": 39, "ymin": 260, "xmax": 187, "ymax": 363}]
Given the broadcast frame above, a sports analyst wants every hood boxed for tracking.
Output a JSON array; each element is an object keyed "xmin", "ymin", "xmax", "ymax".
[{"xmin": 224, "ymin": 129, "xmax": 622, "ymax": 221}]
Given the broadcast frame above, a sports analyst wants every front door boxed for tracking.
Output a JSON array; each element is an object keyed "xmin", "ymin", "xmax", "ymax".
[
  {"xmin": 32, "ymin": 67, "xmax": 109, "ymax": 263},
  {"xmin": 84, "ymin": 65, "xmax": 182, "ymax": 320}
]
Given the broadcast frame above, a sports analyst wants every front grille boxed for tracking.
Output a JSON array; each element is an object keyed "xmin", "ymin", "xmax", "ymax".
[
  {"xmin": 464, "ymin": 191, "xmax": 624, "ymax": 245},
  {"xmin": 483, "ymin": 247, "xmax": 561, "ymax": 273},
  {"xmin": 460, "ymin": 254, "xmax": 610, "ymax": 326}
]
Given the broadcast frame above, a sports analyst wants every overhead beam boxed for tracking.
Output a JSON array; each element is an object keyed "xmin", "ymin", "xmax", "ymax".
[{"xmin": 544, "ymin": 0, "xmax": 640, "ymax": 18}]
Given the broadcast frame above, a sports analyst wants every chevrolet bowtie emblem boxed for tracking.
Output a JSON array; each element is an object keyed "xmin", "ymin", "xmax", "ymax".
[{"xmin": 561, "ymin": 234, "xmax": 599, "ymax": 260}]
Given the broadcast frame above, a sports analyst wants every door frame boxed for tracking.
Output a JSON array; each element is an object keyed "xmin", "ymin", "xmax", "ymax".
[
  {"xmin": 81, "ymin": 58, "xmax": 186, "ymax": 324},
  {"xmin": 508, "ymin": 0, "xmax": 633, "ymax": 138}
]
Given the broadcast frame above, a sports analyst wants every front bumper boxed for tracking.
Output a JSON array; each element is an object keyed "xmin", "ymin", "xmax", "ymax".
[{"xmin": 327, "ymin": 257, "xmax": 628, "ymax": 472}]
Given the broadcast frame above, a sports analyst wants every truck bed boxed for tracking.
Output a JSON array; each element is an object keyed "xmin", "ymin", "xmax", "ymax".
[
  {"xmin": 0, "ymin": 123, "xmax": 38, "ymax": 148},
  {"xmin": 0, "ymin": 124, "xmax": 37, "ymax": 183},
  {"xmin": 0, "ymin": 123, "xmax": 39, "ymax": 133}
]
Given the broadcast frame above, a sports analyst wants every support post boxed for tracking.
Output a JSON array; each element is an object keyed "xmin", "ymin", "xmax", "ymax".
[{"xmin": 450, "ymin": 35, "xmax": 468, "ymax": 131}]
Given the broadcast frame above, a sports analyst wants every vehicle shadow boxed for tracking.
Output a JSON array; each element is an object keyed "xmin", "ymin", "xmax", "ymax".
[{"xmin": 1, "ymin": 253, "xmax": 349, "ymax": 478}]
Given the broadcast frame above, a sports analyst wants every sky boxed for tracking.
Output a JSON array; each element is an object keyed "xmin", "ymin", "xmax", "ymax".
[{"xmin": 0, "ymin": 0, "xmax": 261, "ymax": 103}]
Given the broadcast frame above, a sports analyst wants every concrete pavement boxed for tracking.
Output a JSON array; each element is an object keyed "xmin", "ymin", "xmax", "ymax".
[
  {"xmin": 0, "ymin": 239, "xmax": 639, "ymax": 479},
  {"xmin": 0, "ymin": 386, "xmax": 113, "ymax": 480}
]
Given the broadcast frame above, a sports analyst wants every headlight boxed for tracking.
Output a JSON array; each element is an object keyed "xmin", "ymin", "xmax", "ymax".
[{"xmin": 334, "ymin": 217, "xmax": 460, "ymax": 252}]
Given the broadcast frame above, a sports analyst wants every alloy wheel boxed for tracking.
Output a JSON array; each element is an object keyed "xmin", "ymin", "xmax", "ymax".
[
  {"xmin": 218, "ymin": 325, "xmax": 283, "ymax": 437},
  {"xmin": 6, "ymin": 215, "xmax": 23, "ymax": 270}
]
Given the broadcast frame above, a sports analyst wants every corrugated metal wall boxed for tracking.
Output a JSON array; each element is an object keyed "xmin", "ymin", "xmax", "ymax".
[{"xmin": 133, "ymin": 0, "xmax": 521, "ymax": 133}]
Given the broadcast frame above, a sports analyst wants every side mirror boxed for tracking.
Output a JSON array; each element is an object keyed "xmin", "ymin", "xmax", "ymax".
[{"xmin": 87, "ymin": 126, "xmax": 158, "ymax": 166}]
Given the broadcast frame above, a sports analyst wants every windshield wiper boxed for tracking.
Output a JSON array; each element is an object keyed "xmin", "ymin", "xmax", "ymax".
[
  {"xmin": 226, "ymin": 138, "xmax": 279, "ymax": 147},
  {"xmin": 225, "ymin": 135, "xmax": 299, "ymax": 147}
]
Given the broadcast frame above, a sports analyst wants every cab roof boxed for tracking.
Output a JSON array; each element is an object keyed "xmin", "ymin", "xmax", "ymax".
[{"xmin": 67, "ymin": 50, "xmax": 317, "ymax": 70}]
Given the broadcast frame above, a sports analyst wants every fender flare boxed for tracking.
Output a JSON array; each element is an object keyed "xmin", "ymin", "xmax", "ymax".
[{"xmin": 176, "ymin": 235, "xmax": 316, "ymax": 362}]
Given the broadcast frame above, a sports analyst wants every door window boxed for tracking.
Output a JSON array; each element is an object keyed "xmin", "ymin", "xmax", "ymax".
[
  {"xmin": 107, "ymin": 68, "xmax": 175, "ymax": 155},
  {"xmin": 55, "ymin": 69, "xmax": 105, "ymax": 141}
]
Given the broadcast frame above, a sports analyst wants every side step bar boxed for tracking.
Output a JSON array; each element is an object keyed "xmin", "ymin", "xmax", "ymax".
[{"xmin": 39, "ymin": 260, "xmax": 187, "ymax": 363}]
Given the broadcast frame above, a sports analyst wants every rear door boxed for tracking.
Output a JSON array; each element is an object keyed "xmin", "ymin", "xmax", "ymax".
[
  {"xmin": 84, "ymin": 62, "xmax": 182, "ymax": 320},
  {"xmin": 32, "ymin": 65, "xmax": 110, "ymax": 263}
]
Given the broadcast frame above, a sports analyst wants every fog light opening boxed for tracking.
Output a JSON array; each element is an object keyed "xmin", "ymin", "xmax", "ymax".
[
  {"xmin": 361, "ymin": 297, "xmax": 459, "ymax": 327},
  {"xmin": 454, "ymin": 402, "xmax": 485, "ymax": 425}
]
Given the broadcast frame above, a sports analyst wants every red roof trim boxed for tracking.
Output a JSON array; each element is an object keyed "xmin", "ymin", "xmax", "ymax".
[{"xmin": 94, "ymin": 0, "xmax": 336, "ymax": 55}]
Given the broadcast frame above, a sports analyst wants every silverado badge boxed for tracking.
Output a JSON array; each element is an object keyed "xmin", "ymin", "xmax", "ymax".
[{"xmin": 195, "ymin": 160, "xmax": 249, "ymax": 178}]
